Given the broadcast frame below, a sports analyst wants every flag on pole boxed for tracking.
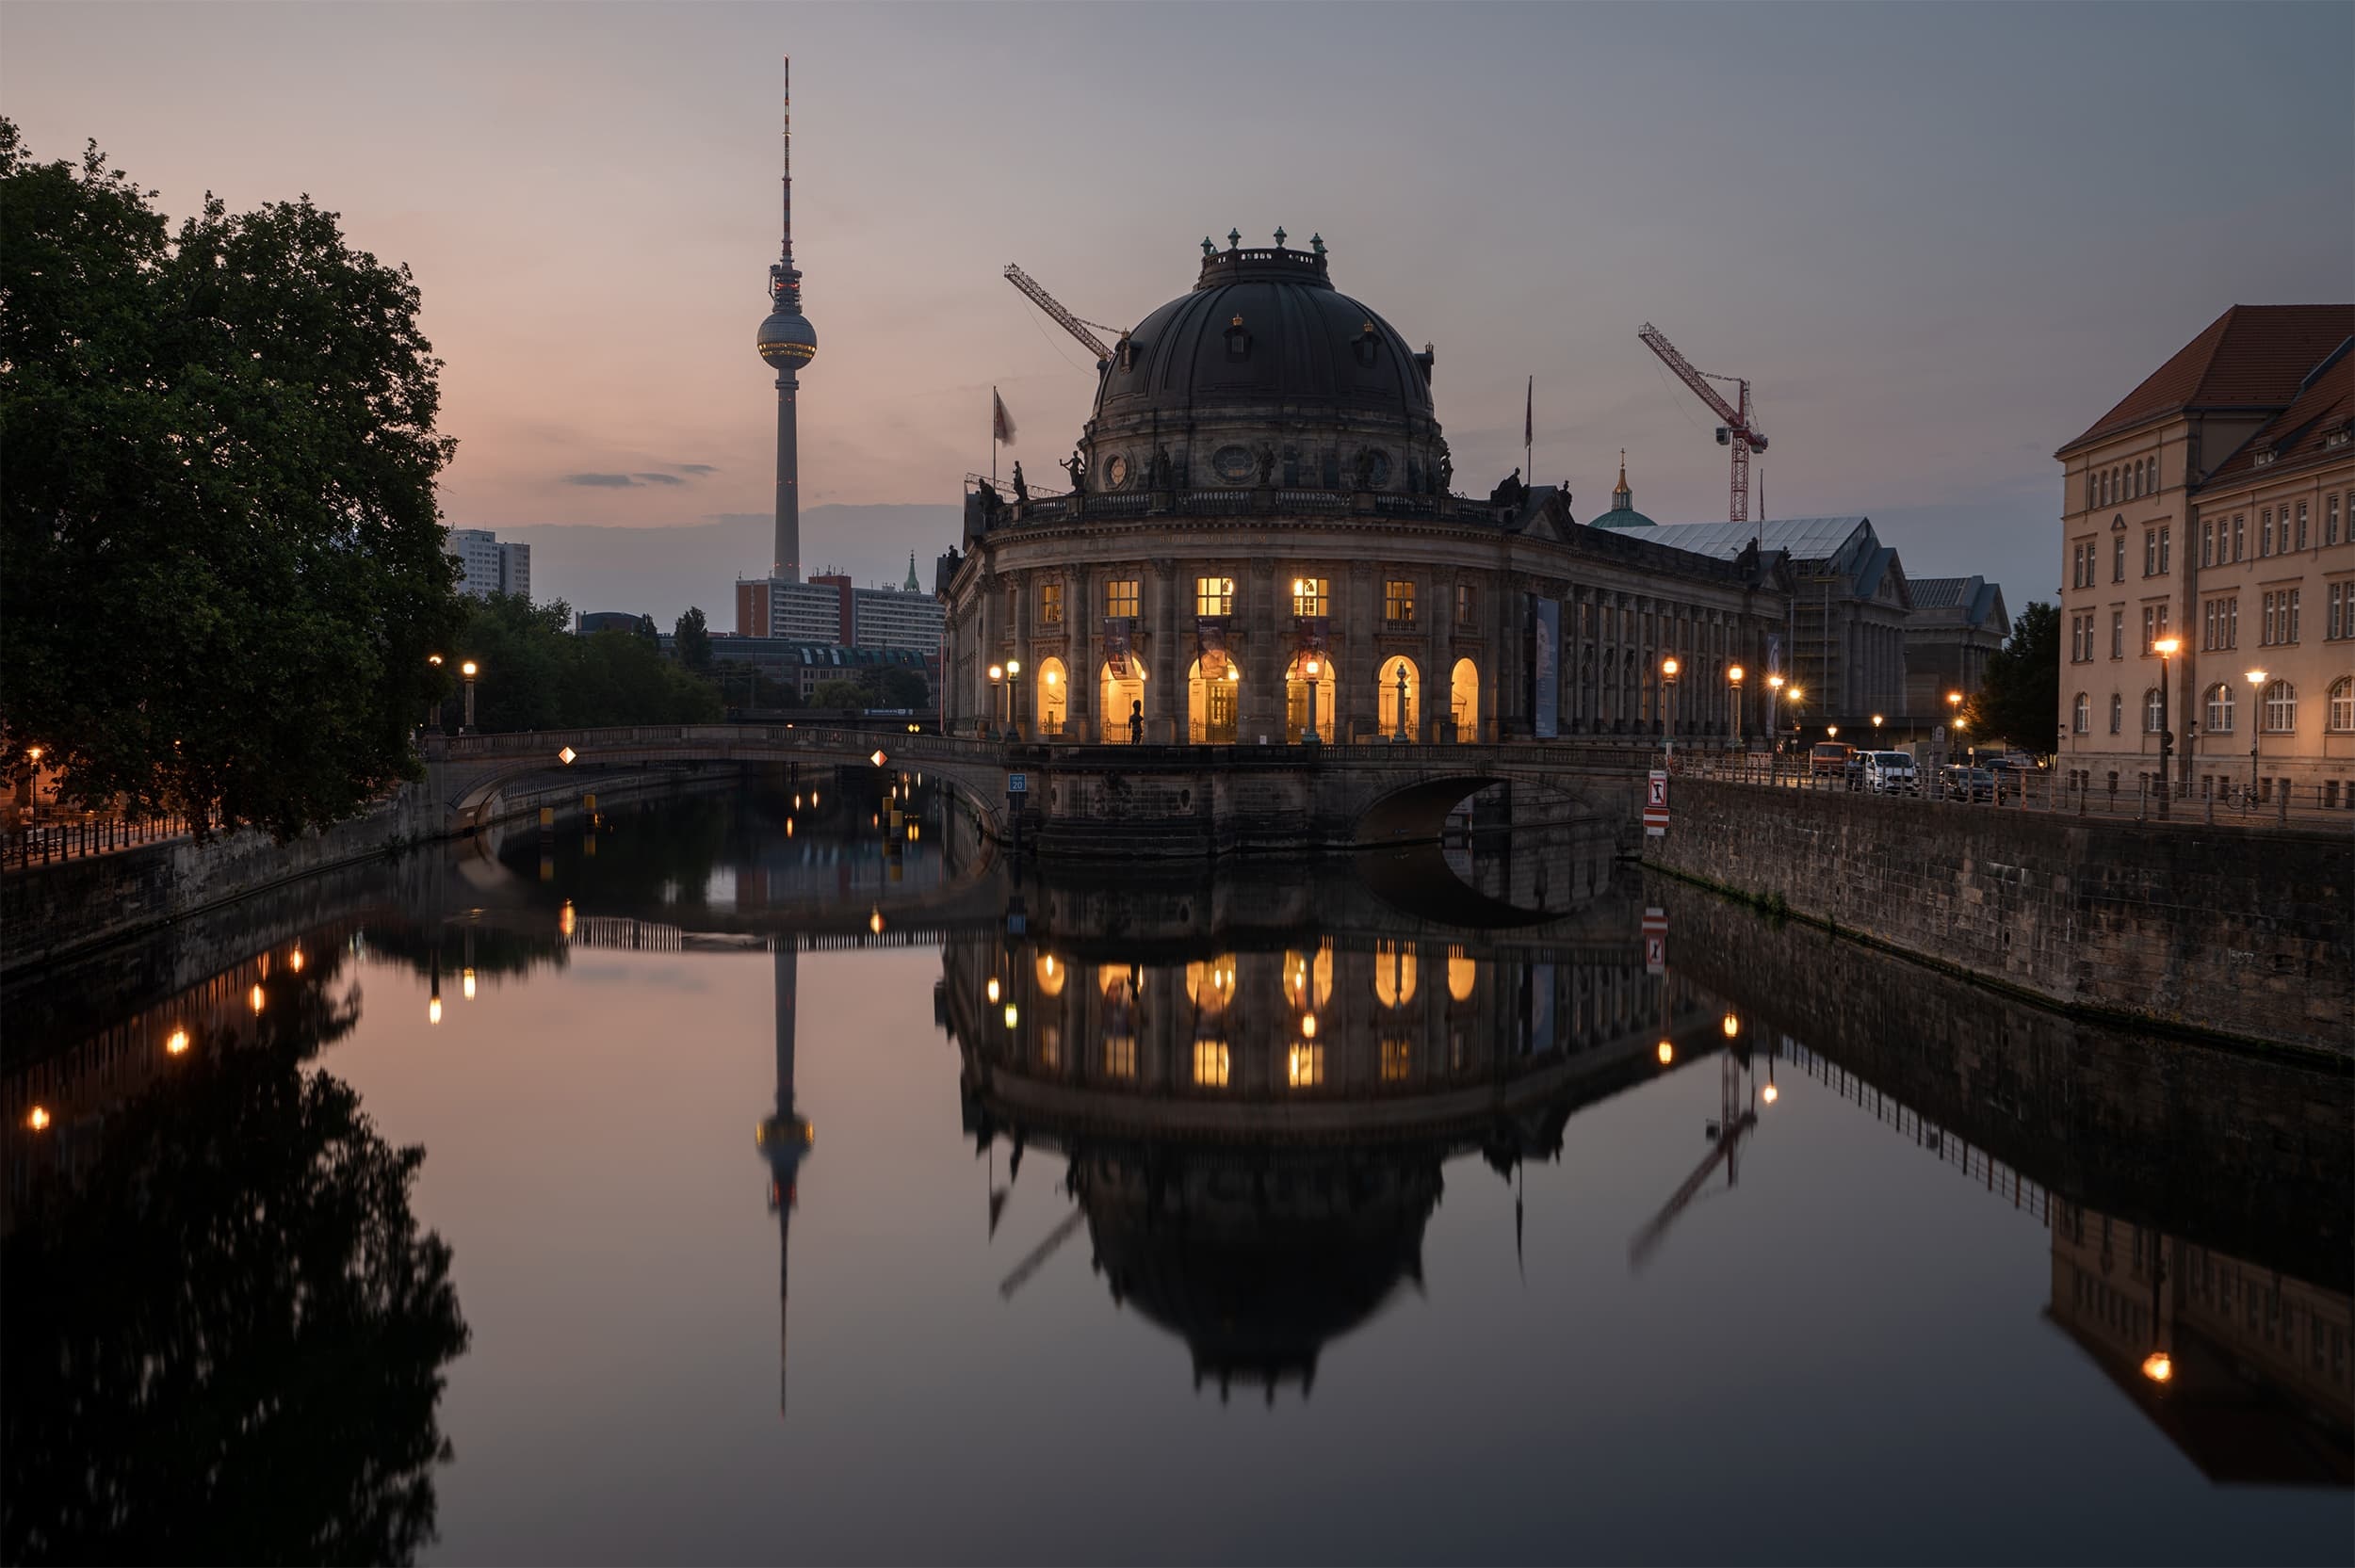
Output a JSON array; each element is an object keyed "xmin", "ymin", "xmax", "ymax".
[
  {"xmin": 1523, "ymin": 376, "xmax": 1534, "ymax": 448},
  {"xmin": 992, "ymin": 388, "xmax": 1016, "ymax": 445}
]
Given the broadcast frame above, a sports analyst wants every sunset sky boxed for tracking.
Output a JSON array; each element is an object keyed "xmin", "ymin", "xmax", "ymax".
[{"xmin": 10, "ymin": 2, "xmax": 2351, "ymax": 612}]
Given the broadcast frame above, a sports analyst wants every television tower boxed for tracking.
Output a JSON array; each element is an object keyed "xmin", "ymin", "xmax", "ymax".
[{"xmin": 756, "ymin": 57, "xmax": 818, "ymax": 582}]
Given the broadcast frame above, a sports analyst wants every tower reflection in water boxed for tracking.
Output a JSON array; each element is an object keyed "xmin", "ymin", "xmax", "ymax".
[
  {"xmin": 937, "ymin": 922, "xmax": 1735, "ymax": 1401},
  {"xmin": 755, "ymin": 946, "xmax": 813, "ymax": 1416}
]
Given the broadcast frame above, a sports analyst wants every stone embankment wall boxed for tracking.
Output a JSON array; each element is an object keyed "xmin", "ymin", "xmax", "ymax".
[
  {"xmin": 1642, "ymin": 780, "xmax": 2350, "ymax": 1056},
  {"xmin": 1644, "ymin": 873, "xmax": 2351, "ymax": 1288},
  {"xmin": 3, "ymin": 767, "xmax": 705, "ymax": 977}
]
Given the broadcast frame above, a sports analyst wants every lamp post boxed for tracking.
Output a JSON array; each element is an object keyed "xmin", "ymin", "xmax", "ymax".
[
  {"xmin": 1302, "ymin": 655, "xmax": 1323, "ymax": 745},
  {"xmin": 1767, "ymin": 673, "xmax": 1785, "ymax": 755},
  {"xmin": 1944, "ymin": 689, "xmax": 1962, "ymax": 771},
  {"xmin": 1394, "ymin": 661, "xmax": 1410, "ymax": 742},
  {"xmin": 1005, "ymin": 656, "xmax": 1022, "ymax": 740},
  {"xmin": 1727, "ymin": 664, "xmax": 1746, "ymax": 749},
  {"xmin": 2152, "ymin": 636, "xmax": 2180, "ymax": 817},
  {"xmin": 461, "ymin": 660, "xmax": 479, "ymax": 734},
  {"xmin": 987, "ymin": 663, "xmax": 1005, "ymax": 740},
  {"xmin": 2245, "ymin": 667, "xmax": 2266, "ymax": 803},
  {"xmin": 1660, "ymin": 656, "xmax": 1680, "ymax": 746},
  {"xmin": 427, "ymin": 653, "xmax": 445, "ymax": 730}
]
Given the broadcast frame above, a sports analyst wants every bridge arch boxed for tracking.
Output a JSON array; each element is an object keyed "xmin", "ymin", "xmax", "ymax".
[{"xmin": 1351, "ymin": 768, "xmax": 1609, "ymax": 846}]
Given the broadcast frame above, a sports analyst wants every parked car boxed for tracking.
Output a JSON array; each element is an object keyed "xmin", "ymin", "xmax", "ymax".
[
  {"xmin": 1940, "ymin": 765, "xmax": 1995, "ymax": 801},
  {"xmin": 1809, "ymin": 741, "xmax": 1854, "ymax": 778},
  {"xmin": 1862, "ymin": 751, "xmax": 1920, "ymax": 794}
]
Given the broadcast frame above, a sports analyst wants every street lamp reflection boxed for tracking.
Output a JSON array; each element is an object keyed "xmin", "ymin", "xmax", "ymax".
[
  {"xmin": 2141, "ymin": 1351, "xmax": 2174, "ymax": 1383},
  {"xmin": 1656, "ymin": 1040, "xmax": 1674, "ymax": 1064},
  {"xmin": 166, "ymin": 1027, "xmax": 190, "ymax": 1056}
]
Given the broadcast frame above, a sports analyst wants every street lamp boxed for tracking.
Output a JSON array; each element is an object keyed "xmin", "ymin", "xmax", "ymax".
[
  {"xmin": 1660, "ymin": 655, "xmax": 1680, "ymax": 741},
  {"xmin": 1005, "ymin": 657, "xmax": 1022, "ymax": 739},
  {"xmin": 1302, "ymin": 655, "xmax": 1323, "ymax": 745},
  {"xmin": 460, "ymin": 659, "xmax": 479, "ymax": 733},
  {"xmin": 987, "ymin": 662, "xmax": 1005, "ymax": 739},
  {"xmin": 1394, "ymin": 660, "xmax": 1411, "ymax": 742},
  {"xmin": 2245, "ymin": 667, "xmax": 2267, "ymax": 802},
  {"xmin": 1727, "ymin": 664, "xmax": 1746, "ymax": 747},
  {"xmin": 425, "ymin": 653, "xmax": 446, "ymax": 729},
  {"xmin": 1767, "ymin": 672, "xmax": 1785, "ymax": 752},
  {"xmin": 2152, "ymin": 636, "xmax": 2181, "ymax": 816}
]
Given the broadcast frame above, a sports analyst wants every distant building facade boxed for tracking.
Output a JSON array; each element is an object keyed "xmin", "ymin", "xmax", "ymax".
[
  {"xmin": 1903, "ymin": 575, "xmax": 2010, "ymax": 721},
  {"xmin": 735, "ymin": 560, "xmax": 944, "ymax": 655},
  {"xmin": 448, "ymin": 527, "xmax": 531, "ymax": 601},
  {"xmin": 2055, "ymin": 305, "xmax": 2354, "ymax": 802},
  {"xmin": 693, "ymin": 635, "xmax": 935, "ymax": 703}
]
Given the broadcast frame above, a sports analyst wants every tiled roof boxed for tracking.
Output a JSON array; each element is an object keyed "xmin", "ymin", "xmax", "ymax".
[
  {"xmin": 2201, "ymin": 340, "xmax": 2355, "ymax": 485},
  {"xmin": 1908, "ymin": 575, "xmax": 1972, "ymax": 609},
  {"xmin": 2060, "ymin": 304, "xmax": 2355, "ymax": 455},
  {"xmin": 1646, "ymin": 516, "xmax": 1873, "ymax": 564}
]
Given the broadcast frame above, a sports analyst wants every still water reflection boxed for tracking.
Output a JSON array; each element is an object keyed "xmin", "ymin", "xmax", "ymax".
[{"xmin": 4, "ymin": 782, "xmax": 2348, "ymax": 1565}]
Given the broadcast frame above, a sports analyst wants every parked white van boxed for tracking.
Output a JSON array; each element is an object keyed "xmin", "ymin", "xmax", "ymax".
[{"xmin": 1862, "ymin": 751, "xmax": 1919, "ymax": 795}]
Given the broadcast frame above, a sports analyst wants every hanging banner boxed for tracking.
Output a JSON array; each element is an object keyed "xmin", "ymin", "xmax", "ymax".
[
  {"xmin": 1292, "ymin": 614, "xmax": 1330, "ymax": 654},
  {"xmin": 1766, "ymin": 632, "xmax": 1784, "ymax": 679},
  {"xmin": 1533, "ymin": 598, "xmax": 1560, "ymax": 739},
  {"xmin": 1101, "ymin": 617, "xmax": 1134, "ymax": 678},
  {"xmin": 1195, "ymin": 615, "xmax": 1230, "ymax": 679}
]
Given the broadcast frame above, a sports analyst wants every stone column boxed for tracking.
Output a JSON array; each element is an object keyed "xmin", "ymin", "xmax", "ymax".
[
  {"xmin": 1344, "ymin": 560, "xmax": 1377, "ymax": 742},
  {"xmin": 1008, "ymin": 568, "xmax": 1031, "ymax": 739},
  {"xmin": 1150, "ymin": 558, "xmax": 1179, "ymax": 743},
  {"xmin": 975, "ymin": 568, "xmax": 1001, "ymax": 739},
  {"xmin": 1430, "ymin": 569, "xmax": 1455, "ymax": 742},
  {"xmin": 1246, "ymin": 557, "xmax": 1280, "ymax": 742},
  {"xmin": 1067, "ymin": 565, "xmax": 1093, "ymax": 741}
]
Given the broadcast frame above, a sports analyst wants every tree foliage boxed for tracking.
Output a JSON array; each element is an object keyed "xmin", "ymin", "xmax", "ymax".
[
  {"xmin": 674, "ymin": 606, "xmax": 712, "ymax": 672},
  {"xmin": 877, "ymin": 666, "xmax": 930, "ymax": 709},
  {"xmin": 447, "ymin": 592, "xmax": 721, "ymax": 730},
  {"xmin": 1962, "ymin": 600, "xmax": 2059, "ymax": 753},
  {"xmin": 0, "ymin": 121, "xmax": 460, "ymax": 837},
  {"xmin": 810, "ymin": 678, "xmax": 869, "ymax": 709}
]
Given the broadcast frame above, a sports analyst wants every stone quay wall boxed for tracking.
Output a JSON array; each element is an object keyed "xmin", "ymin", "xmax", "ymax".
[
  {"xmin": 1642, "ymin": 779, "xmax": 2350, "ymax": 1056},
  {"xmin": 1644, "ymin": 873, "xmax": 2351, "ymax": 1289},
  {"xmin": 3, "ymin": 766, "xmax": 706, "ymax": 978}
]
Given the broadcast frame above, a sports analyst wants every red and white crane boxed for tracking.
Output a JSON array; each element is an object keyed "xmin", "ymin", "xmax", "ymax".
[{"xmin": 1637, "ymin": 322, "xmax": 1769, "ymax": 525}]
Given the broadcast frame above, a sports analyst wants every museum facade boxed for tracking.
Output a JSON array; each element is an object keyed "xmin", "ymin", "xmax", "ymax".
[{"xmin": 936, "ymin": 236, "xmax": 1791, "ymax": 746}]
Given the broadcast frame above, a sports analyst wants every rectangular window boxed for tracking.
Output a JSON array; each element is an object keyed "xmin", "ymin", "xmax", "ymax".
[
  {"xmin": 2228, "ymin": 597, "xmax": 2238, "ymax": 647},
  {"xmin": 2261, "ymin": 509, "xmax": 2273, "ymax": 557},
  {"xmin": 1381, "ymin": 1038, "xmax": 1412, "ymax": 1082},
  {"xmin": 2159, "ymin": 526, "xmax": 2170, "ymax": 574},
  {"xmin": 1385, "ymin": 578, "xmax": 1416, "ymax": 625},
  {"xmin": 1102, "ymin": 1035, "xmax": 1135, "ymax": 1080},
  {"xmin": 2261, "ymin": 591, "xmax": 2275, "ymax": 646},
  {"xmin": 1038, "ymin": 581, "xmax": 1064, "ymax": 624},
  {"xmin": 1105, "ymin": 578, "xmax": 1139, "ymax": 618},
  {"xmin": 2233, "ymin": 515, "xmax": 2246, "ymax": 560},
  {"xmin": 1194, "ymin": 575, "xmax": 1235, "ymax": 617},
  {"xmin": 2331, "ymin": 582, "xmax": 2347, "ymax": 640},
  {"xmin": 1456, "ymin": 583, "xmax": 1478, "ymax": 625},
  {"xmin": 1192, "ymin": 1040, "xmax": 1229, "ymax": 1089},
  {"xmin": 2328, "ymin": 493, "xmax": 2342, "ymax": 546},
  {"xmin": 2201, "ymin": 521, "xmax": 2215, "ymax": 567},
  {"xmin": 1287, "ymin": 1042, "xmax": 1324, "ymax": 1090},
  {"xmin": 2286, "ymin": 588, "xmax": 2300, "ymax": 642},
  {"xmin": 2297, "ymin": 501, "xmax": 2309, "ymax": 550},
  {"xmin": 2110, "ymin": 611, "xmax": 2123, "ymax": 659},
  {"xmin": 1291, "ymin": 575, "xmax": 1328, "ymax": 617},
  {"xmin": 2114, "ymin": 536, "xmax": 2126, "ymax": 581},
  {"xmin": 2144, "ymin": 529, "xmax": 2157, "ymax": 576}
]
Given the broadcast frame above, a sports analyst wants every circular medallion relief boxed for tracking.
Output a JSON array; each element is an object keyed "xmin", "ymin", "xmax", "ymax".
[
  {"xmin": 1104, "ymin": 453, "xmax": 1129, "ymax": 490},
  {"xmin": 1211, "ymin": 445, "xmax": 1256, "ymax": 483}
]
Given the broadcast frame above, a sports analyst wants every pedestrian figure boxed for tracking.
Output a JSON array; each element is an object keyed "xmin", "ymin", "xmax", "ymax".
[{"xmin": 1129, "ymin": 700, "xmax": 1144, "ymax": 745}]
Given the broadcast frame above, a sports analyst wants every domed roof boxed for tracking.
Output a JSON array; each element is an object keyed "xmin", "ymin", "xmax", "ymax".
[
  {"xmin": 1591, "ymin": 450, "xmax": 1658, "ymax": 529},
  {"xmin": 1090, "ymin": 237, "xmax": 1433, "ymax": 430}
]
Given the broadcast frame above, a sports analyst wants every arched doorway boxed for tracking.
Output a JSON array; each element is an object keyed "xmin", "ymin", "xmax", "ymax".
[
  {"xmin": 1098, "ymin": 659, "xmax": 1146, "ymax": 744},
  {"xmin": 1450, "ymin": 657, "xmax": 1479, "ymax": 742},
  {"xmin": 1187, "ymin": 657, "xmax": 1241, "ymax": 744},
  {"xmin": 1036, "ymin": 657, "xmax": 1067, "ymax": 738},
  {"xmin": 1378, "ymin": 655, "xmax": 1421, "ymax": 741},
  {"xmin": 1284, "ymin": 653, "xmax": 1337, "ymax": 744}
]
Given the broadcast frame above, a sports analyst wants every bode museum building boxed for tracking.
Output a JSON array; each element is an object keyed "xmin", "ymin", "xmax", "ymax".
[{"xmin": 938, "ymin": 233, "xmax": 1991, "ymax": 748}]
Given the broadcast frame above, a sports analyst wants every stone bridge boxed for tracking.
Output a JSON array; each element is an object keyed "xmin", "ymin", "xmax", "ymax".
[{"xmin": 424, "ymin": 726, "xmax": 1659, "ymax": 858}]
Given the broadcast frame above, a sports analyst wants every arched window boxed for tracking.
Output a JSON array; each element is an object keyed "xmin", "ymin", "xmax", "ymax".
[
  {"xmin": 2263, "ymin": 681, "xmax": 2297, "ymax": 734},
  {"xmin": 1377, "ymin": 655, "xmax": 1421, "ymax": 741},
  {"xmin": 1373, "ymin": 940, "xmax": 1418, "ymax": 1009},
  {"xmin": 1036, "ymin": 656, "xmax": 1068, "ymax": 737},
  {"xmin": 1186, "ymin": 656, "xmax": 1239, "ymax": 744},
  {"xmin": 1098, "ymin": 658, "xmax": 1146, "ymax": 744},
  {"xmin": 1283, "ymin": 652, "xmax": 1336, "ymax": 744},
  {"xmin": 1453, "ymin": 656, "xmax": 1482, "ymax": 742},
  {"xmin": 2203, "ymin": 683, "xmax": 2234, "ymax": 735},
  {"xmin": 2143, "ymin": 687, "xmax": 2165, "ymax": 734},
  {"xmin": 2108, "ymin": 693, "xmax": 2123, "ymax": 735},
  {"xmin": 2071, "ymin": 692, "xmax": 2089, "ymax": 734},
  {"xmin": 2331, "ymin": 677, "xmax": 2354, "ymax": 733}
]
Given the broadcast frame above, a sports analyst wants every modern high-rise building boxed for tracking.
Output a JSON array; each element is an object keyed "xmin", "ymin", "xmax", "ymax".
[
  {"xmin": 755, "ymin": 57, "xmax": 818, "ymax": 583},
  {"xmin": 448, "ymin": 527, "xmax": 531, "ymax": 601},
  {"xmin": 735, "ymin": 563, "xmax": 944, "ymax": 654}
]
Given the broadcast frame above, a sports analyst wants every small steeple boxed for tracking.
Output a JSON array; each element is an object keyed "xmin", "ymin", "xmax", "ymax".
[
  {"xmin": 903, "ymin": 551, "xmax": 919, "ymax": 592},
  {"xmin": 1612, "ymin": 449, "xmax": 1632, "ymax": 512}
]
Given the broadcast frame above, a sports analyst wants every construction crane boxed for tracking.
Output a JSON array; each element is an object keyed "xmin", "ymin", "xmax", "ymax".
[
  {"xmin": 1005, "ymin": 265, "xmax": 1124, "ymax": 369},
  {"xmin": 1637, "ymin": 322, "xmax": 1769, "ymax": 525}
]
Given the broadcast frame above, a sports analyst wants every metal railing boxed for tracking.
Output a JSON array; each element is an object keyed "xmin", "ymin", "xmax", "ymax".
[
  {"xmin": 1781, "ymin": 1041, "xmax": 2050, "ymax": 1225},
  {"xmin": 4, "ymin": 813, "xmax": 204, "ymax": 870}
]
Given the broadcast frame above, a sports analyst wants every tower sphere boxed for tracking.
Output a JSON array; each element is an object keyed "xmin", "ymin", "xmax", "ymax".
[{"xmin": 758, "ymin": 309, "xmax": 817, "ymax": 371}]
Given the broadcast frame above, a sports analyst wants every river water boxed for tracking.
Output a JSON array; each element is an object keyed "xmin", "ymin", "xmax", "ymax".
[{"xmin": 4, "ymin": 776, "xmax": 2348, "ymax": 1565}]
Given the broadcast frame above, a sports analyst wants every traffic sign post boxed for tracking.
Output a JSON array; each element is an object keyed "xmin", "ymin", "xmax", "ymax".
[
  {"xmin": 1641, "ymin": 906, "xmax": 1667, "ymax": 975},
  {"xmin": 1644, "ymin": 769, "xmax": 1670, "ymax": 836},
  {"xmin": 1005, "ymin": 772, "xmax": 1028, "ymax": 858}
]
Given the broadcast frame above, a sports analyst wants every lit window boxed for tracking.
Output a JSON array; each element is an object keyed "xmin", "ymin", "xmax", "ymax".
[
  {"xmin": 1194, "ymin": 575, "xmax": 1235, "ymax": 617},
  {"xmin": 1105, "ymin": 578, "xmax": 1139, "ymax": 618},
  {"xmin": 2071, "ymin": 692, "xmax": 2089, "ymax": 734},
  {"xmin": 1373, "ymin": 940, "xmax": 1418, "ymax": 1008},
  {"xmin": 1447, "ymin": 946, "xmax": 1476, "ymax": 1002},
  {"xmin": 1381, "ymin": 1038, "xmax": 1413, "ymax": 1081},
  {"xmin": 1192, "ymin": 1040, "xmax": 1229, "ymax": 1088},
  {"xmin": 1283, "ymin": 943, "xmax": 1334, "ymax": 1009},
  {"xmin": 1385, "ymin": 579, "xmax": 1416, "ymax": 624},
  {"xmin": 1287, "ymin": 1042, "xmax": 1324, "ymax": 1089},
  {"xmin": 1456, "ymin": 583, "xmax": 1478, "ymax": 625},
  {"xmin": 1102, "ymin": 1035, "xmax": 1136, "ymax": 1080},
  {"xmin": 1038, "ymin": 581, "xmax": 1064, "ymax": 624},
  {"xmin": 1291, "ymin": 576, "xmax": 1328, "ymax": 617}
]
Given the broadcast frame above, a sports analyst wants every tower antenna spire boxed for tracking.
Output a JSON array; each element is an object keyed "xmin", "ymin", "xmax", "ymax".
[{"xmin": 756, "ymin": 55, "xmax": 818, "ymax": 582}]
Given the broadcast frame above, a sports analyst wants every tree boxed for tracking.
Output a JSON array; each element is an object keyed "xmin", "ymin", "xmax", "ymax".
[
  {"xmin": 674, "ymin": 606, "xmax": 712, "ymax": 672},
  {"xmin": 810, "ymin": 678, "xmax": 868, "ymax": 710},
  {"xmin": 0, "ymin": 121, "xmax": 460, "ymax": 838},
  {"xmin": 877, "ymin": 665, "xmax": 930, "ymax": 709},
  {"xmin": 446, "ymin": 592, "xmax": 720, "ymax": 731},
  {"xmin": 1962, "ymin": 601, "xmax": 2059, "ymax": 753}
]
